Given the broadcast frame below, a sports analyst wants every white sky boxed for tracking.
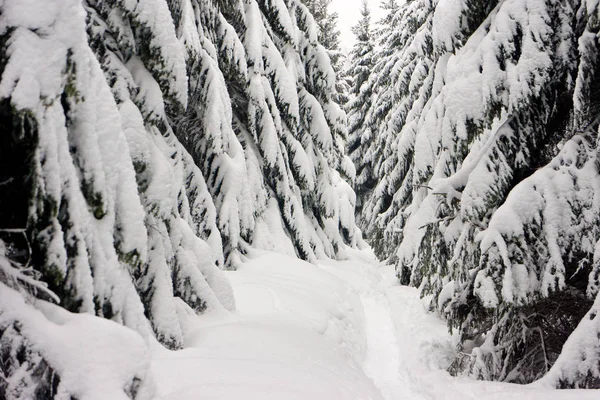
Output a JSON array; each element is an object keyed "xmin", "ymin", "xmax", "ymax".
[{"xmin": 330, "ymin": 0, "xmax": 385, "ymax": 53}]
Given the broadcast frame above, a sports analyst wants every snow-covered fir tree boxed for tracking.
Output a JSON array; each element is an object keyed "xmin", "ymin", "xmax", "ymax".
[
  {"xmin": 301, "ymin": 0, "xmax": 349, "ymax": 105},
  {"xmin": 0, "ymin": 0, "xmax": 359, "ymax": 396},
  {"xmin": 346, "ymin": 0, "xmax": 376, "ymax": 221},
  {"xmin": 353, "ymin": 0, "xmax": 433, "ymax": 260},
  {"xmin": 352, "ymin": 0, "xmax": 600, "ymax": 387},
  {"xmin": 301, "ymin": 0, "xmax": 339, "ymax": 50}
]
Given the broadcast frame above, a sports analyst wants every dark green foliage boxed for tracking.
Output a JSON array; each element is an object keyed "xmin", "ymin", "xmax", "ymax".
[
  {"xmin": 0, "ymin": 99, "xmax": 38, "ymax": 232},
  {"xmin": 300, "ymin": 0, "xmax": 347, "ymax": 104},
  {"xmin": 346, "ymin": 0, "xmax": 375, "ymax": 218},
  {"xmin": 0, "ymin": 321, "xmax": 62, "ymax": 400}
]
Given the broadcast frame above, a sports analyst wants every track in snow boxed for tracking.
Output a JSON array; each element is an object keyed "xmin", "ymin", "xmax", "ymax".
[
  {"xmin": 361, "ymin": 293, "xmax": 407, "ymax": 399},
  {"xmin": 151, "ymin": 250, "xmax": 599, "ymax": 400}
]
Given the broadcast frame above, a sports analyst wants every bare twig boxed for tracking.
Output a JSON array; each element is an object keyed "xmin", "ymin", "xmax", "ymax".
[
  {"xmin": 418, "ymin": 215, "xmax": 456, "ymax": 229},
  {"xmin": 0, "ymin": 177, "xmax": 13, "ymax": 186},
  {"xmin": 0, "ymin": 228, "xmax": 26, "ymax": 233},
  {"xmin": 414, "ymin": 184, "xmax": 433, "ymax": 190}
]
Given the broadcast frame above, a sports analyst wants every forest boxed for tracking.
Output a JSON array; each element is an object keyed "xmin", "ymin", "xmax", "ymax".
[{"xmin": 1, "ymin": 0, "xmax": 599, "ymax": 398}]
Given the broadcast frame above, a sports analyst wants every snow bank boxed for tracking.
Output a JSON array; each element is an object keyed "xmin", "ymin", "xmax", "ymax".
[
  {"xmin": 151, "ymin": 250, "xmax": 382, "ymax": 400},
  {"xmin": 228, "ymin": 251, "xmax": 367, "ymax": 360}
]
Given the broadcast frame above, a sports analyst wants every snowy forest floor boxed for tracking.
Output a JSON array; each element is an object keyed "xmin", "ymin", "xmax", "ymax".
[{"xmin": 150, "ymin": 249, "xmax": 598, "ymax": 399}]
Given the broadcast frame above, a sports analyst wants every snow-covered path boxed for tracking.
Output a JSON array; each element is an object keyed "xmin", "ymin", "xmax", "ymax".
[
  {"xmin": 151, "ymin": 250, "xmax": 599, "ymax": 399},
  {"xmin": 357, "ymin": 261, "xmax": 452, "ymax": 400},
  {"xmin": 361, "ymin": 293, "xmax": 407, "ymax": 399}
]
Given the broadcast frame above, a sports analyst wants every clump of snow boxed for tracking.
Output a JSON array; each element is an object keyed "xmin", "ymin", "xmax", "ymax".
[
  {"xmin": 0, "ymin": 283, "xmax": 155, "ymax": 399},
  {"xmin": 118, "ymin": 0, "xmax": 189, "ymax": 107},
  {"xmin": 475, "ymin": 134, "xmax": 600, "ymax": 305},
  {"xmin": 432, "ymin": 0, "xmax": 466, "ymax": 52},
  {"xmin": 252, "ymin": 198, "xmax": 298, "ymax": 256}
]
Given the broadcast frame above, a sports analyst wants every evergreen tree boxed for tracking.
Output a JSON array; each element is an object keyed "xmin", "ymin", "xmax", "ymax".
[
  {"xmin": 354, "ymin": 0, "xmax": 431, "ymax": 260},
  {"xmin": 0, "ymin": 0, "xmax": 360, "ymax": 395},
  {"xmin": 362, "ymin": 0, "xmax": 600, "ymax": 387},
  {"xmin": 301, "ymin": 0, "xmax": 339, "ymax": 49},
  {"xmin": 301, "ymin": 0, "xmax": 349, "ymax": 105},
  {"xmin": 346, "ymin": 0, "xmax": 376, "ymax": 221}
]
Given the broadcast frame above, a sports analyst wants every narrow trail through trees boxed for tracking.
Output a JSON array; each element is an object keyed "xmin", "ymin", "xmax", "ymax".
[
  {"xmin": 150, "ymin": 251, "xmax": 597, "ymax": 399},
  {"xmin": 361, "ymin": 293, "xmax": 413, "ymax": 399}
]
